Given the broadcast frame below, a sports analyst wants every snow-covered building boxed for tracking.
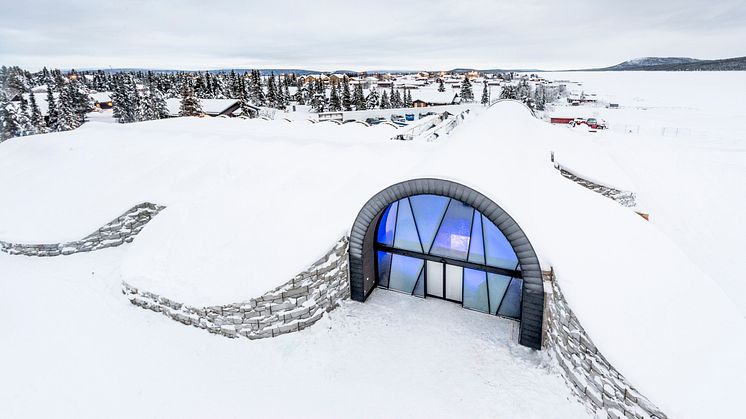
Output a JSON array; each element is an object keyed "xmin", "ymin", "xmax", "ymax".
[
  {"xmin": 164, "ymin": 98, "xmax": 257, "ymax": 118},
  {"xmin": 0, "ymin": 100, "xmax": 744, "ymax": 418}
]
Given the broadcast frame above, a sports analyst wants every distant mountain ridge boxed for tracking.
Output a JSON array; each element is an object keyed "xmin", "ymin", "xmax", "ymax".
[{"xmin": 594, "ymin": 56, "xmax": 746, "ymax": 71}]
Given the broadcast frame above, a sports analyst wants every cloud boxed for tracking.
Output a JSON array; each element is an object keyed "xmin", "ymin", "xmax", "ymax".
[{"xmin": 1, "ymin": 0, "xmax": 744, "ymax": 71}]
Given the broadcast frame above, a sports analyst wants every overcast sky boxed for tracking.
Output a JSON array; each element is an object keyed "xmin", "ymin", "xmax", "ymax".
[{"xmin": 1, "ymin": 0, "xmax": 745, "ymax": 72}]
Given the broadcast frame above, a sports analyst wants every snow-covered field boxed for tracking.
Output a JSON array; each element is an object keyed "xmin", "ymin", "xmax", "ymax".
[
  {"xmin": 542, "ymin": 71, "xmax": 746, "ymax": 314},
  {"xmin": 1, "ymin": 72, "xmax": 745, "ymax": 418}
]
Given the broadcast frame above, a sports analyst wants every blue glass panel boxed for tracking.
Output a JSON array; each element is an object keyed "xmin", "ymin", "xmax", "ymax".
[
  {"xmin": 376, "ymin": 202, "xmax": 398, "ymax": 246},
  {"xmin": 409, "ymin": 194, "xmax": 450, "ymax": 252},
  {"xmin": 463, "ymin": 268, "xmax": 489, "ymax": 313},
  {"xmin": 467, "ymin": 213, "xmax": 486, "ymax": 264},
  {"xmin": 497, "ymin": 278, "xmax": 523, "ymax": 319},
  {"xmin": 388, "ymin": 254, "xmax": 424, "ymax": 293},
  {"xmin": 487, "ymin": 273, "xmax": 511, "ymax": 315},
  {"xmin": 412, "ymin": 266, "xmax": 425, "ymax": 297},
  {"xmin": 430, "ymin": 201, "xmax": 475, "ymax": 260},
  {"xmin": 483, "ymin": 217, "xmax": 519, "ymax": 269},
  {"xmin": 377, "ymin": 251, "xmax": 392, "ymax": 288},
  {"xmin": 393, "ymin": 198, "xmax": 423, "ymax": 252}
]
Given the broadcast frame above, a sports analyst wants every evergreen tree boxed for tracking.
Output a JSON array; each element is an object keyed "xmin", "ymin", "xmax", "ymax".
[
  {"xmin": 481, "ymin": 82, "xmax": 489, "ymax": 105},
  {"xmin": 379, "ymin": 90, "xmax": 390, "ymax": 109},
  {"xmin": 366, "ymin": 88, "xmax": 380, "ymax": 109},
  {"xmin": 0, "ymin": 93, "xmax": 20, "ymax": 141},
  {"xmin": 46, "ymin": 86, "xmax": 59, "ymax": 130},
  {"xmin": 533, "ymin": 84, "xmax": 546, "ymax": 111},
  {"xmin": 16, "ymin": 95, "xmax": 34, "ymax": 136},
  {"xmin": 29, "ymin": 91, "xmax": 46, "ymax": 133},
  {"xmin": 403, "ymin": 88, "xmax": 412, "ymax": 107},
  {"xmin": 460, "ymin": 76, "xmax": 474, "ymax": 102},
  {"xmin": 352, "ymin": 83, "xmax": 366, "ymax": 110},
  {"xmin": 438, "ymin": 79, "xmax": 445, "ymax": 92},
  {"xmin": 179, "ymin": 80, "xmax": 202, "ymax": 116},
  {"xmin": 266, "ymin": 73, "xmax": 278, "ymax": 108},
  {"xmin": 239, "ymin": 87, "xmax": 255, "ymax": 118},
  {"xmin": 328, "ymin": 82, "xmax": 341, "ymax": 111},
  {"xmin": 341, "ymin": 76, "xmax": 352, "ymax": 111},
  {"xmin": 56, "ymin": 83, "xmax": 82, "ymax": 131},
  {"xmin": 150, "ymin": 85, "xmax": 169, "ymax": 119},
  {"xmin": 392, "ymin": 89, "xmax": 403, "ymax": 108},
  {"xmin": 500, "ymin": 85, "xmax": 517, "ymax": 100}
]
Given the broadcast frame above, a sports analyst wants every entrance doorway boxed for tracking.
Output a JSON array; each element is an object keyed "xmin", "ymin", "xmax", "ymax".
[{"xmin": 373, "ymin": 194, "xmax": 523, "ymax": 320}]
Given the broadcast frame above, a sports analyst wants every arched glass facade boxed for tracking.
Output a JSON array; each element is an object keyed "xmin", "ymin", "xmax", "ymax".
[{"xmin": 374, "ymin": 194, "xmax": 523, "ymax": 320}]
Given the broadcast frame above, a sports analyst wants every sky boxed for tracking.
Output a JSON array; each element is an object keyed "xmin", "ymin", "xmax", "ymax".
[{"xmin": 1, "ymin": 0, "xmax": 745, "ymax": 72}]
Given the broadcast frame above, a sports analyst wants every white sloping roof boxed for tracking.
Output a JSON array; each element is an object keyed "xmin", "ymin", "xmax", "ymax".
[{"xmin": 165, "ymin": 98, "xmax": 240, "ymax": 117}]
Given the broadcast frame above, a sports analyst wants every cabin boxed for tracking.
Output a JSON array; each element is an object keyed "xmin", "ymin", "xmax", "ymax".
[
  {"xmin": 165, "ymin": 98, "xmax": 258, "ymax": 118},
  {"xmin": 90, "ymin": 92, "xmax": 114, "ymax": 110}
]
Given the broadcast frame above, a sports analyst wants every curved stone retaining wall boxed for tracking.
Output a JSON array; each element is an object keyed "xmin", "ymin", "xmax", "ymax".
[
  {"xmin": 0, "ymin": 202, "xmax": 165, "ymax": 257},
  {"xmin": 122, "ymin": 236, "xmax": 350, "ymax": 339},
  {"xmin": 555, "ymin": 164, "xmax": 637, "ymax": 208},
  {"xmin": 544, "ymin": 273, "xmax": 667, "ymax": 419}
]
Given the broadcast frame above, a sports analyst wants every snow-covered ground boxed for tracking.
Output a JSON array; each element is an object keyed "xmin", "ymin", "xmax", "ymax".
[
  {"xmin": 0, "ymin": 248, "xmax": 587, "ymax": 419},
  {"xmin": 1, "ymin": 73, "xmax": 746, "ymax": 418},
  {"xmin": 542, "ymin": 71, "xmax": 746, "ymax": 314}
]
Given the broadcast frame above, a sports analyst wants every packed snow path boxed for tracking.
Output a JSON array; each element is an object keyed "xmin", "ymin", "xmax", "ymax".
[{"xmin": 0, "ymin": 249, "xmax": 589, "ymax": 419}]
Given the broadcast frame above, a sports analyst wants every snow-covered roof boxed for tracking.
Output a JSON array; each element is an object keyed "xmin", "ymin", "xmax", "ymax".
[
  {"xmin": 90, "ymin": 92, "xmax": 112, "ymax": 103},
  {"xmin": 0, "ymin": 101, "xmax": 743, "ymax": 418},
  {"xmin": 165, "ymin": 98, "xmax": 240, "ymax": 117}
]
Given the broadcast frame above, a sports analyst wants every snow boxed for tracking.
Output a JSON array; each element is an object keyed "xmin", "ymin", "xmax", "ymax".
[
  {"xmin": 0, "ymin": 248, "xmax": 587, "ymax": 419},
  {"xmin": 1, "ymin": 73, "xmax": 746, "ymax": 417}
]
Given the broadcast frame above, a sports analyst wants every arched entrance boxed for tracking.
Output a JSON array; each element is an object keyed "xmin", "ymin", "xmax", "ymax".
[{"xmin": 349, "ymin": 179, "xmax": 544, "ymax": 349}]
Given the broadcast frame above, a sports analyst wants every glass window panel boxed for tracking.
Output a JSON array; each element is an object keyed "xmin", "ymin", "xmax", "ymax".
[
  {"xmin": 497, "ymin": 278, "xmax": 523, "ymax": 319},
  {"xmin": 462, "ymin": 268, "xmax": 489, "ymax": 313},
  {"xmin": 430, "ymin": 201, "xmax": 475, "ymax": 260},
  {"xmin": 467, "ymin": 213, "xmax": 486, "ymax": 264},
  {"xmin": 412, "ymin": 266, "xmax": 425, "ymax": 297},
  {"xmin": 376, "ymin": 251, "xmax": 392, "ymax": 288},
  {"xmin": 483, "ymin": 217, "xmax": 519, "ymax": 270},
  {"xmin": 409, "ymin": 194, "xmax": 450, "ymax": 252},
  {"xmin": 487, "ymin": 273, "xmax": 511, "ymax": 315},
  {"xmin": 393, "ymin": 198, "xmax": 423, "ymax": 253},
  {"xmin": 376, "ymin": 201, "xmax": 398, "ymax": 246},
  {"xmin": 388, "ymin": 254, "xmax": 424, "ymax": 294}
]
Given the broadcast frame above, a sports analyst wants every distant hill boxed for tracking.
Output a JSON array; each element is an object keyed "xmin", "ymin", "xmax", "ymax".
[
  {"xmin": 604, "ymin": 57, "xmax": 702, "ymax": 70},
  {"xmin": 594, "ymin": 56, "xmax": 746, "ymax": 71}
]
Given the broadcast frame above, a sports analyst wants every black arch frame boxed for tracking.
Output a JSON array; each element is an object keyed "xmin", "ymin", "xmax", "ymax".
[{"xmin": 349, "ymin": 178, "xmax": 544, "ymax": 349}]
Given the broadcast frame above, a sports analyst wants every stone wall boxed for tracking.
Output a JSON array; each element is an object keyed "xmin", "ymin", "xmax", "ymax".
[
  {"xmin": 122, "ymin": 236, "xmax": 350, "ymax": 340},
  {"xmin": 556, "ymin": 164, "xmax": 637, "ymax": 208},
  {"xmin": 0, "ymin": 202, "xmax": 165, "ymax": 257},
  {"xmin": 544, "ymin": 272, "xmax": 667, "ymax": 419}
]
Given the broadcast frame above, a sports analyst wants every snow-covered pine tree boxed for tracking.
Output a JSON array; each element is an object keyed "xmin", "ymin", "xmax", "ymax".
[
  {"xmin": 266, "ymin": 73, "xmax": 278, "ymax": 108},
  {"xmin": 392, "ymin": 89, "xmax": 403, "ymax": 108},
  {"xmin": 481, "ymin": 82, "xmax": 489, "ymax": 105},
  {"xmin": 533, "ymin": 83, "xmax": 546, "ymax": 111},
  {"xmin": 46, "ymin": 86, "xmax": 59, "ymax": 130},
  {"xmin": 16, "ymin": 95, "xmax": 34, "ymax": 136},
  {"xmin": 352, "ymin": 83, "xmax": 366, "ymax": 110},
  {"xmin": 460, "ymin": 76, "xmax": 474, "ymax": 102},
  {"xmin": 438, "ymin": 79, "xmax": 445, "ymax": 92},
  {"xmin": 56, "ymin": 83, "xmax": 82, "ymax": 131},
  {"xmin": 151, "ymin": 85, "xmax": 169, "ymax": 119},
  {"xmin": 341, "ymin": 76, "xmax": 352, "ymax": 111},
  {"xmin": 179, "ymin": 80, "xmax": 202, "ymax": 117},
  {"xmin": 29, "ymin": 91, "xmax": 46, "ymax": 133},
  {"xmin": 403, "ymin": 88, "xmax": 412, "ymax": 107},
  {"xmin": 366, "ymin": 88, "xmax": 380, "ymax": 109},
  {"xmin": 379, "ymin": 90, "xmax": 390, "ymax": 109},
  {"xmin": 0, "ymin": 92, "xmax": 20, "ymax": 141},
  {"xmin": 328, "ymin": 82, "xmax": 341, "ymax": 111}
]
